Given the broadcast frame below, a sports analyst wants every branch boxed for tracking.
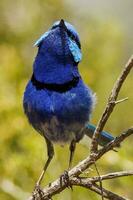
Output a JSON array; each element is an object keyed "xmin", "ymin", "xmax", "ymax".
[
  {"xmin": 69, "ymin": 171, "xmax": 133, "ymax": 199},
  {"xmin": 93, "ymin": 183, "xmax": 128, "ymax": 200},
  {"xmin": 90, "ymin": 55, "xmax": 133, "ymax": 153},
  {"xmin": 71, "ymin": 178, "xmax": 128, "ymax": 200},
  {"xmin": 73, "ymin": 170, "xmax": 133, "ymax": 183}
]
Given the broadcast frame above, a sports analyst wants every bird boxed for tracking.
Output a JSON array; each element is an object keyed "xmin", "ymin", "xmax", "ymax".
[{"xmin": 23, "ymin": 19, "xmax": 115, "ymax": 186}]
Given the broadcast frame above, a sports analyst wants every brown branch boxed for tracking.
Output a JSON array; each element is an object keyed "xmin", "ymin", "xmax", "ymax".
[
  {"xmin": 97, "ymin": 127, "xmax": 133, "ymax": 157},
  {"xmin": 74, "ymin": 170, "xmax": 133, "ymax": 183},
  {"xmin": 71, "ymin": 179, "xmax": 128, "ymax": 200},
  {"xmin": 94, "ymin": 162, "xmax": 104, "ymax": 200},
  {"xmin": 98, "ymin": 170, "xmax": 133, "ymax": 181},
  {"xmin": 90, "ymin": 55, "xmax": 133, "ymax": 153},
  {"xmin": 93, "ymin": 183, "xmax": 127, "ymax": 200},
  {"xmin": 68, "ymin": 127, "xmax": 133, "ymax": 178},
  {"xmin": 115, "ymin": 97, "xmax": 128, "ymax": 104},
  {"xmin": 68, "ymin": 170, "xmax": 133, "ymax": 199},
  {"xmin": 70, "ymin": 179, "xmax": 110, "ymax": 199}
]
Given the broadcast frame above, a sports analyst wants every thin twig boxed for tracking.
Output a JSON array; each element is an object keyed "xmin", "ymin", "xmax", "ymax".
[
  {"xmin": 70, "ymin": 171, "xmax": 133, "ymax": 199},
  {"xmin": 94, "ymin": 183, "xmax": 127, "ymax": 200},
  {"xmin": 94, "ymin": 163, "xmax": 104, "ymax": 200},
  {"xmin": 71, "ymin": 179, "xmax": 127, "ymax": 200},
  {"xmin": 78, "ymin": 170, "xmax": 133, "ymax": 183},
  {"xmin": 90, "ymin": 55, "xmax": 133, "ymax": 153},
  {"xmin": 115, "ymin": 97, "xmax": 128, "ymax": 104}
]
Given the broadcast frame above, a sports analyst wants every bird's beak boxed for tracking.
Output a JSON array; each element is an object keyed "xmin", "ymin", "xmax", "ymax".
[{"xmin": 59, "ymin": 19, "xmax": 67, "ymax": 31}]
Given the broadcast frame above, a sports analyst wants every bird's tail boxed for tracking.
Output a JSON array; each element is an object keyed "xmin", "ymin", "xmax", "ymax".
[{"xmin": 83, "ymin": 123, "xmax": 115, "ymax": 146}]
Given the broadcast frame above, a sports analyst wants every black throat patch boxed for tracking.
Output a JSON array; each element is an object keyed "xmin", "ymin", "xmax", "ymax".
[{"xmin": 31, "ymin": 73, "xmax": 80, "ymax": 93}]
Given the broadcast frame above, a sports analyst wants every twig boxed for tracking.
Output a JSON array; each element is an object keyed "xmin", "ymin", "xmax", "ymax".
[
  {"xmin": 71, "ymin": 179, "xmax": 127, "ymax": 200},
  {"xmin": 70, "ymin": 170, "xmax": 133, "ymax": 199},
  {"xmin": 71, "ymin": 178, "xmax": 109, "ymax": 199},
  {"xmin": 115, "ymin": 97, "xmax": 128, "ymax": 104},
  {"xmin": 78, "ymin": 170, "xmax": 133, "ymax": 183},
  {"xmin": 97, "ymin": 127, "xmax": 133, "ymax": 157},
  {"xmin": 94, "ymin": 163, "xmax": 104, "ymax": 200},
  {"xmin": 69, "ymin": 127, "xmax": 133, "ymax": 178},
  {"xmin": 93, "ymin": 183, "xmax": 127, "ymax": 200},
  {"xmin": 90, "ymin": 55, "xmax": 133, "ymax": 153}
]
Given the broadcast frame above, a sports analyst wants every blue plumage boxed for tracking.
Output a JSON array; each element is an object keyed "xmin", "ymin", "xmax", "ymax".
[
  {"xmin": 23, "ymin": 19, "xmax": 115, "ymax": 185},
  {"xmin": 23, "ymin": 20, "xmax": 94, "ymax": 143}
]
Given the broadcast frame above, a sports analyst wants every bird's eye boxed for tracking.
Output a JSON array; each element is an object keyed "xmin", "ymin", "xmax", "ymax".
[
  {"xmin": 67, "ymin": 30, "xmax": 75, "ymax": 40},
  {"xmin": 70, "ymin": 34, "xmax": 75, "ymax": 40}
]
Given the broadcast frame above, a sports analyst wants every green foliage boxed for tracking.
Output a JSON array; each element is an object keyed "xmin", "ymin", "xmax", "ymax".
[{"xmin": 0, "ymin": 1, "xmax": 132, "ymax": 199}]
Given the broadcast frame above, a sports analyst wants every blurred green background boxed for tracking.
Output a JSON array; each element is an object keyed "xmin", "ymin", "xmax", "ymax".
[{"xmin": 0, "ymin": 0, "xmax": 133, "ymax": 199}]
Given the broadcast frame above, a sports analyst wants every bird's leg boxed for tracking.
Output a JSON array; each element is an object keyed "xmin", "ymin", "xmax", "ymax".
[
  {"xmin": 36, "ymin": 137, "xmax": 54, "ymax": 186},
  {"xmin": 68, "ymin": 139, "xmax": 76, "ymax": 169},
  {"xmin": 60, "ymin": 140, "xmax": 76, "ymax": 188}
]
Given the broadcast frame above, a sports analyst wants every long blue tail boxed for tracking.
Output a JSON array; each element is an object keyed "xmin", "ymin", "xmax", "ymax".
[{"xmin": 83, "ymin": 124, "xmax": 115, "ymax": 146}]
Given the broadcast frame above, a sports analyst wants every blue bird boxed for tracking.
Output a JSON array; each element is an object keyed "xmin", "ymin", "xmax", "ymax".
[{"xmin": 23, "ymin": 19, "xmax": 115, "ymax": 186}]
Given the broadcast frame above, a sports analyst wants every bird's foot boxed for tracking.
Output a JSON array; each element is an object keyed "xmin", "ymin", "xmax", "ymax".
[
  {"xmin": 32, "ymin": 184, "xmax": 45, "ymax": 200},
  {"xmin": 60, "ymin": 170, "xmax": 72, "ymax": 190}
]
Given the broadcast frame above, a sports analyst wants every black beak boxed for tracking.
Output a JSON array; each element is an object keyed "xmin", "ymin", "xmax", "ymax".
[{"xmin": 59, "ymin": 19, "xmax": 67, "ymax": 31}]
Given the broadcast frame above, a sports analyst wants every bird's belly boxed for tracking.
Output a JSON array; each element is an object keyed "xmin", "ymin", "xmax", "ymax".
[
  {"xmin": 24, "ymin": 95, "xmax": 88, "ymax": 143},
  {"xmin": 39, "ymin": 115, "xmax": 84, "ymax": 143}
]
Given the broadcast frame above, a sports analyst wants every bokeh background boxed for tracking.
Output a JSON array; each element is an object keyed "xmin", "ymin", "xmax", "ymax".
[{"xmin": 0, "ymin": 0, "xmax": 133, "ymax": 199}]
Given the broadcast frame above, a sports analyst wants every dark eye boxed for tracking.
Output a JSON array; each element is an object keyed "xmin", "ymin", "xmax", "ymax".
[
  {"xmin": 70, "ymin": 34, "xmax": 75, "ymax": 40},
  {"xmin": 67, "ymin": 30, "xmax": 74, "ymax": 39}
]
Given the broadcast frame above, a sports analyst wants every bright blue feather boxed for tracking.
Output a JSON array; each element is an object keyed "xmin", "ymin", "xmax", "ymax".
[
  {"xmin": 68, "ymin": 38, "xmax": 82, "ymax": 62},
  {"xmin": 34, "ymin": 31, "xmax": 50, "ymax": 47}
]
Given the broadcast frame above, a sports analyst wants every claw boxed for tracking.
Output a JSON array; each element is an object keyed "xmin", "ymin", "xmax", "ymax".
[
  {"xmin": 60, "ymin": 170, "xmax": 73, "ymax": 190},
  {"xmin": 32, "ymin": 184, "xmax": 44, "ymax": 200}
]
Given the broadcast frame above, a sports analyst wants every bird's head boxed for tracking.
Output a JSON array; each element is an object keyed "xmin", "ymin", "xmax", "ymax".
[
  {"xmin": 33, "ymin": 20, "xmax": 82, "ymax": 84},
  {"xmin": 34, "ymin": 19, "xmax": 82, "ymax": 63}
]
